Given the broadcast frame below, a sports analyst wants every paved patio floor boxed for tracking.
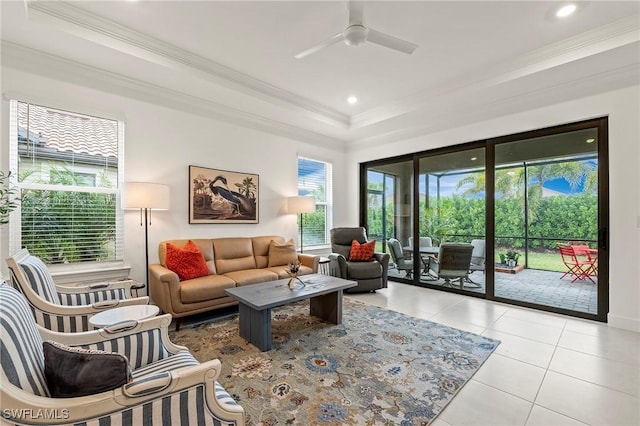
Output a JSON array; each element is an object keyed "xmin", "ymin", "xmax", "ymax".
[{"xmin": 388, "ymin": 266, "xmax": 598, "ymax": 315}]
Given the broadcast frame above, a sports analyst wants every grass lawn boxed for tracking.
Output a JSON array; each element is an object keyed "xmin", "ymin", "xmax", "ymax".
[{"xmin": 494, "ymin": 250, "xmax": 566, "ymax": 272}]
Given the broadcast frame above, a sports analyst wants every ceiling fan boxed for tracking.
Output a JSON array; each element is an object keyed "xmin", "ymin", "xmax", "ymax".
[{"xmin": 294, "ymin": 1, "xmax": 418, "ymax": 59}]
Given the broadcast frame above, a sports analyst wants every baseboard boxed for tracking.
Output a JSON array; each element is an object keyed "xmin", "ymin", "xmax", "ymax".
[{"xmin": 607, "ymin": 313, "xmax": 640, "ymax": 332}]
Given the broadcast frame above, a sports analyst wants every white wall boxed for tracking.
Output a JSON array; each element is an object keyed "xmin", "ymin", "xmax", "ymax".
[
  {"xmin": 2, "ymin": 65, "xmax": 637, "ymax": 331},
  {"xmin": 348, "ymin": 85, "xmax": 640, "ymax": 332},
  {"xmin": 0, "ymin": 67, "xmax": 347, "ymax": 288}
]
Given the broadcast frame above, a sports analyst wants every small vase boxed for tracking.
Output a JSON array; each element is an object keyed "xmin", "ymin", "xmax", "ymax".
[{"xmin": 288, "ymin": 277, "xmax": 296, "ymax": 289}]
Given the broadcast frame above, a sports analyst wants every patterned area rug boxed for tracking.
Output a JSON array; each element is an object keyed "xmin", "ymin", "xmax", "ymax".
[{"xmin": 169, "ymin": 299, "xmax": 499, "ymax": 425}]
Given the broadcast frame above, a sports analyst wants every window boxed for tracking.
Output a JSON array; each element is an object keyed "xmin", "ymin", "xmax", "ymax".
[
  {"xmin": 9, "ymin": 100, "xmax": 124, "ymax": 265},
  {"xmin": 297, "ymin": 156, "xmax": 332, "ymax": 248}
]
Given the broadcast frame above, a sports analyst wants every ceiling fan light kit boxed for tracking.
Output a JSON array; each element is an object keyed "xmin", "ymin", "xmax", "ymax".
[
  {"xmin": 344, "ymin": 25, "xmax": 368, "ymax": 46},
  {"xmin": 294, "ymin": 1, "xmax": 418, "ymax": 59}
]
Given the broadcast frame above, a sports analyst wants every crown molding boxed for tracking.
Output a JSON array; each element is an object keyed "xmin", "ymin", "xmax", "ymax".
[
  {"xmin": 24, "ymin": 0, "xmax": 351, "ymax": 129},
  {"xmin": 347, "ymin": 62, "xmax": 640, "ymax": 151},
  {"xmin": 2, "ymin": 41, "xmax": 347, "ymax": 151},
  {"xmin": 350, "ymin": 14, "xmax": 640, "ymax": 130}
]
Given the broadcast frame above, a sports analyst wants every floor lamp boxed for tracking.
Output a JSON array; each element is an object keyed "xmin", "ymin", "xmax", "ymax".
[
  {"xmin": 287, "ymin": 196, "xmax": 316, "ymax": 253},
  {"xmin": 124, "ymin": 182, "xmax": 170, "ymax": 287}
]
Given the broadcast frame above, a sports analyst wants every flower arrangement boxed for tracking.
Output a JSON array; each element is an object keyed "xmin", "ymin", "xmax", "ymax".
[{"xmin": 285, "ymin": 261, "xmax": 305, "ymax": 289}]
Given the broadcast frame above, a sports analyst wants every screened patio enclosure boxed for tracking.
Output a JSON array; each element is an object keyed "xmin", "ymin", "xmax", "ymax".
[{"xmin": 362, "ymin": 118, "xmax": 607, "ymax": 322}]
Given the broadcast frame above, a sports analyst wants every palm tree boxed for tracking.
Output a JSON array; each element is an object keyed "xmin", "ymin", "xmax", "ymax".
[
  {"xmin": 0, "ymin": 171, "xmax": 19, "ymax": 225},
  {"xmin": 235, "ymin": 177, "xmax": 257, "ymax": 199},
  {"xmin": 456, "ymin": 159, "xmax": 596, "ymax": 199}
]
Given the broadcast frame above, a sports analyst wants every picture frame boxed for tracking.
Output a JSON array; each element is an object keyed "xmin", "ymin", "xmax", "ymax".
[{"xmin": 189, "ymin": 165, "xmax": 259, "ymax": 224}]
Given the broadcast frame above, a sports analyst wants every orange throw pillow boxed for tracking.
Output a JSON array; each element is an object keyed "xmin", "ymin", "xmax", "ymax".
[
  {"xmin": 165, "ymin": 240, "xmax": 209, "ymax": 281},
  {"xmin": 349, "ymin": 240, "xmax": 376, "ymax": 262}
]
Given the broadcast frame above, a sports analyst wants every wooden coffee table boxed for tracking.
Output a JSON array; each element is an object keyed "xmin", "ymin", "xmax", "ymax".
[{"xmin": 224, "ymin": 274, "xmax": 356, "ymax": 351}]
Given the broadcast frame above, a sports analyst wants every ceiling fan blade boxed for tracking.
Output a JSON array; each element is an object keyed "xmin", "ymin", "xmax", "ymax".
[
  {"xmin": 348, "ymin": 1, "xmax": 365, "ymax": 26},
  {"xmin": 294, "ymin": 33, "xmax": 344, "ymax": 59},
  {"xmin": 367, "ymin": 28, "xmax": 418, "ymax": 54}
]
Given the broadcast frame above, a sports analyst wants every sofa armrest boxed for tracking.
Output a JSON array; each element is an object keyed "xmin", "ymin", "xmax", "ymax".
[
  {"xmin": 148, "ymin": 263, "xmax": 183, "ymax": 316},
  {"xmin": 297, "ymin": 253, "xmax": 319, "ymax": 272}
]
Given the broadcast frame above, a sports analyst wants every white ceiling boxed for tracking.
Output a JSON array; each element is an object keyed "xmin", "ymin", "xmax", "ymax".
[{"xmin": 2, "ymin": 1, "xmax": 639, "ymax": 149}]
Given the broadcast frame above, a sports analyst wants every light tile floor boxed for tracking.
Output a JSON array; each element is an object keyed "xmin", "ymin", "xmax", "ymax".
[{"xmin": 346, "ymin": 282, "xmax": 640, "ymax": 426}]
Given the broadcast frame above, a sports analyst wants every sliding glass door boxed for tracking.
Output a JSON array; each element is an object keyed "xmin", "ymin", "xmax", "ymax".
[
  {"xmin": 417, "ymin": 147, "xmax": 486, "ymax": 293},
  {"xmin": 492, "ymin": 123, "xmax": 606, "ymax": 318},
  {"xmin": 361, "ymin": 117, "xmax": 608, "ymax": 321},
  {"xmin": 365, "ymin": 160, "xmax": 415, "ymax": 282}
]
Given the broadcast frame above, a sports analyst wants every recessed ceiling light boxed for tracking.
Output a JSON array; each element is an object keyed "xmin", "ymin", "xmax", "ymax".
[
  {"xmin": 347, "ymin": 96, "xmax": 358, "ymax": 104},
  {"xmin": 586, "ymin": 138, "xmax": 595, "ymax": 143},
  {"xmin": 556, "ymin": 4, "xmax": 577, "ymax": 18},
  {"xmin": 470, "ymin": 157, "xmax": 477, "ymax": 161}
]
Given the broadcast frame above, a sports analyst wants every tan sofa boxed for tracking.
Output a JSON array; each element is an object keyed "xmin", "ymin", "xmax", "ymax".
[{"xmin": 149, "ymin": 236, "xmax": 319, "ymax": 330}]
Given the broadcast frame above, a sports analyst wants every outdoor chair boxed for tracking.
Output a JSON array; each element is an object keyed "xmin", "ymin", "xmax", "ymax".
[
  {"xmin": 408, "ymin": 236, "xmax": 434, "ymax": 271},
  {"xmin": 0, "ymin": 282, "xmax": 245, "ymax": 426},
  {"xmin": 558, "ymin": 243, "xmax": 596, "ymax": 283},
  {"xmin": 387, "ymin": 238, "xmax": 413, "ymax": 278},
  {"xmin": 6, "ymin": 248, "xmax": 148, "ymax": 332},
  {"xmin": 425, "ymin": 243, "xmax": 474, "ymax": 289},
  {"xmin": 329, "ymin": 227, "xmax": 390, "ymax": 293},
  {"xmin": 466, "ymin": 239, "xmax": 486, "ymax": 286}
]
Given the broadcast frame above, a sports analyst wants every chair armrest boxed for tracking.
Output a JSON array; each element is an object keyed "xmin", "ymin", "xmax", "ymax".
[
  {"xmin": 372, "ymin": 252, "xmax": 390, "ymax": 287},
  {"xmin": 38, "ymin": 313, "xmax": 188, "ymax": 355},
  {"xmin": 56, "ymin": 279, "xmax": 142, "ymax": 294},
  {"xmin": 328, "ymin": 253, "xmax": 347, "ymax": 278},
  {"xmin": 1, "ymin": 359, "xmax": 244, "ymax": 425},
  {"xmin": 22, "ymin": 293, "xmax": 149, "ymax": 317},
  {"xmin": 372, "ymin": 252, "xmax": 390, "ymax": 267},
  {"xmin": 297, "ymin": 253, "xmax": 319, "ymax": 272}
]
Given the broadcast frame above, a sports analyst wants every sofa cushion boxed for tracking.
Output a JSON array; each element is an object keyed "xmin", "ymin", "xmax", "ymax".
[
  {"xmin": 213, "ymin": 238, "xmax": 257, "ymax": 274},
  {"xmin": 349, "ymin": 240, "xmax": 376, "ymax": 261},
  {"xmin": 252, "ymin": 235, "xmax": 285, "ymax": 268},
  {"xmin": 165, "ymin": 240, "xmax": 210, "ymax": 280},
  {"xmin": 222, "ymin": 269, "xmax": 278, "ymax": 286},
  {"xmin": 268, "ymin": 239, "xmax": 298, "ymax": 267},
  {"xmin": 179, "ymin": 275, "xmax": 237, "ymax": 304}
]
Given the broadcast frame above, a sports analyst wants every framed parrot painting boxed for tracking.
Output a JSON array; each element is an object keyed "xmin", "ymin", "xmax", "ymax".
[{"xmin": 189, "ymin": 165, "xmax": 259, "ymax": 223}]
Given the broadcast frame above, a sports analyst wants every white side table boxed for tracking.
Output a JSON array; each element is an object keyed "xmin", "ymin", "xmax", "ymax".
[{"xmin": 89, "ymin": 305, "xmax": 160, "ymax": 328}]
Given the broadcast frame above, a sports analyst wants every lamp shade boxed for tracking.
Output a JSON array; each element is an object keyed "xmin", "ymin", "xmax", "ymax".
[
  {"xmin": 287, "ymin": 196, "xmax": 315, "ymax": 214},
  {"xmin": 123, "ymin": 182, "xmax": 170, "ymax": 210}
]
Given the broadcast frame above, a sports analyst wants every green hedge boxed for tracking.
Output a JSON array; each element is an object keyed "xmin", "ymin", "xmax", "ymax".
[{"xmin": 368, "ymin": 193, "xmax": 597, "ymax": 250}]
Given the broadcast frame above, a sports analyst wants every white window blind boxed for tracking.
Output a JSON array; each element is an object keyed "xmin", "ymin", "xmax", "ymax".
[
  {"xmin": 9, "ymin": 100, "xmax": 124, "ymax": 265},
  {"xmin": 297, "ymin": 156, "xmax": 333, "ymax": 247}
]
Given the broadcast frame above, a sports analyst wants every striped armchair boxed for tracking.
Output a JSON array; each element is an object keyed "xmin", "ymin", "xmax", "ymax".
[
  {"xmin": 0, "ymin": 283, "xmax": 245, "ymax": 425},
  {"xmin": 6, "ymin": 248, "xmax": 149, "ymax": 332}
]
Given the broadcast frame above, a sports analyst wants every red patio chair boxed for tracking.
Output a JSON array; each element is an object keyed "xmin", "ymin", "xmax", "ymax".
[{"xmin": 558, "ymin": 243, "xmax": 596, "ymax": 283}]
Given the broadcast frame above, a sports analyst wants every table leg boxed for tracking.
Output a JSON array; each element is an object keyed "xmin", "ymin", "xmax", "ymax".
[
  {"xmin": 310, "ymin": 290, "xmax": 343, "ymax": 324},
  {"xmin": 238, "ymin": 303, "xmax": 272, "ymax": 351}
]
